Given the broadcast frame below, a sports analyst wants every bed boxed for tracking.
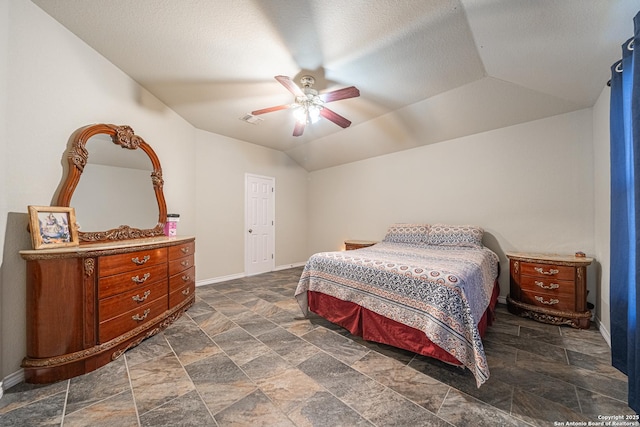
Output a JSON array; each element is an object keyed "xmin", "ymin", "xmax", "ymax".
[{"xmin": 294, "ymin": 224, "xmax": 500, "ymax": 387}]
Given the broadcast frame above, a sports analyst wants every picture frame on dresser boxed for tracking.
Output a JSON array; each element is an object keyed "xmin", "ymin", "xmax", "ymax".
[{"xmin": 27, "ymin": 205, "xmax": 79, "ymax": 250}]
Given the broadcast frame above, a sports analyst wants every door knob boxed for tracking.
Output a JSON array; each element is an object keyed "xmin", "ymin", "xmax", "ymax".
[{"xmin": 248, "ymin": 229, "xmax": 253, "ymax": 233}]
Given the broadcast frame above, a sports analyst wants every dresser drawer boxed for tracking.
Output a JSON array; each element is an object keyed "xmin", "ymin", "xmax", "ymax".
[
  {"xmin": 519, "ymin": 276, "xmax": 575, "ymax": 298},
  {"xmin": 99, "ymin": 296, "xmax": 167, "ymax": 343},
  {"xmin": 169, "ymin": 254, "xmax": 194, "ymax": 276},
  {"xmin": 170, "ymin": 266, "xmax": 195, "ymax": 293},
  {"xmin": 169, "ymin": 241, "xmax": 195, "ymax": 260},
  {"xmin": 99, "ymin": 248, "xmax": 167, "ymax": 277},
  {"xmin": 99, "ymin": 279, "xmax": 168, "ymax": 322},
  {"xmin": 169, "ymin": 281, "xmax": 195, "ymax": 307},
  {"xmin": 520, "ymin": 262, "xmax": 575, "ymax": 281},
  {"xmin": 518, "ymin": 289, "xmax": 575, "ymax": 312},
  {"xmin": 99, "ymin": 263, "xmax": 168, "ymax": 299}
]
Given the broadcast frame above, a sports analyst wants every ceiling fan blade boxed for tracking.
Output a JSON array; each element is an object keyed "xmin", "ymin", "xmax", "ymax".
[
  {"xmin": 275, "ymin": 75, "xmax": 304, "ymax": 97},
  {"xmin": 320, "ymin": 107, "xmax": 352, "ymax": 128},
  {"xmin": 251, "ymin": 104, "xmax": 291, "ymax": 115},
  {"xmin": 320, "ymin": 86, "xmax": 360, "ymax": 103},
  {"xmin": 293, "ymin": 121, "xmax": 305, "ymax": 137}
]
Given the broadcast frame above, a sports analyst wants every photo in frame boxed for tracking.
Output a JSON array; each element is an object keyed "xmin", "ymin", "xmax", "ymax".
[{"xmin": 28, "ymin": 205, "xmax": 79, "ymax": 249}]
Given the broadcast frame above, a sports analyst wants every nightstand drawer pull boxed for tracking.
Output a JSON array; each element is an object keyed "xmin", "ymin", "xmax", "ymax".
[
  {"xmin": 132, "ymin": 309, "xmax": 150, "ymax": 321},
  {"xmin": 132, "ymin": 290, "xmax": 151, "ymax": 302},
  {"xmin": 535, "ymin": 280, "xmax": 559, "ymax": 290},
  {"xmin": 131, "ymin": 255, "xmax": 150, "ymax": 265},
  {"xmin": 534, "ymin": 267, "xmax": 559, "ymax": 276},
  {"xmin": 181, "ymin": 274, "xmax": 190, "ymax": 282},
  {"xmin": 181, "ymin": 288, "xmax": 190, "ymax": 296},
  {"xmin": 181, "ymin": 260, "xmax": 190, "ymax": 267},
  {"xmin": 181, "ymin": 247, "xmax": 190, "ymax": 254},
  {"xmin": 131, "ymin": 273, "xmax": 151, "ymax": 284},
  {"xmin": 535, "ymin": 296, "xmax": 559, "ymax": 305}
]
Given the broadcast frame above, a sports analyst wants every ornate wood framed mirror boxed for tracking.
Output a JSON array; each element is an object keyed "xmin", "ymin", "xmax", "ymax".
[{"xmin": 56, "ymin": 123, "xmax": 167, "ymax": 243}]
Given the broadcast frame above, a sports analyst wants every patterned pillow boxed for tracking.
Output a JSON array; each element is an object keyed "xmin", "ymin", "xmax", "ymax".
[
  {"xmin": 427, "ymin": 224, "xmax": 484, "ymax": 247},
  {"xmin": 382, "ymin": 223, "xmax": 430, "ymax": 246}
]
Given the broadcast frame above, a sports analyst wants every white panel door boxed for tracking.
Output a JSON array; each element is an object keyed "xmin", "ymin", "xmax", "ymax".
[{"xmin": 245, "ymin": 174, "xmax": 275, "ymax": 276}]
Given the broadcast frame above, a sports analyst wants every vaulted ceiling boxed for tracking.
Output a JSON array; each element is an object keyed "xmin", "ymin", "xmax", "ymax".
[{"xmin": 32, "ymin": 0, "xmax": 638, "ymax": 171}]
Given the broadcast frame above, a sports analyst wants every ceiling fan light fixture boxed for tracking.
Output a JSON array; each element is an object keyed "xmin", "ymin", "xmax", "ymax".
[
  {"xmin": 293, "ymin": 104, "xmax": 322, "ymax": 125},
  {"xmin": 293, "ymin": 106, "xmax": 307, "ymax": 124},
  {"xmin": 293, "ymin": 98, "xmax": 323, "ymax": 125},
  {"xmin": 308, "ymin": 105, "xmax": 321, "ymax": 123},
  {"xmin": 250, "ymin": 74, "xmax": 360, "ymax": 136}
]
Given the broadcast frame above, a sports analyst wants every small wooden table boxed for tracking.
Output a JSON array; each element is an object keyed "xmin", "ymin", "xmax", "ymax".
[{"xmin": 344, "ymin": 240, "xmax": 377, "ymax": 250}]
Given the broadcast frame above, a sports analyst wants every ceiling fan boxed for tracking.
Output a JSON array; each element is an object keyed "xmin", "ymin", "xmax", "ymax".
[{"xmin": 251, "ymin": 75, "xmax": 360, "ymax": 137}]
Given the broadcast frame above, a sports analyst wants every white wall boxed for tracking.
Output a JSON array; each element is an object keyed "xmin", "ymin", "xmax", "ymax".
[
  {"xmin": 308, "ymin": 109, "xmax": 596, "ymax": 300},
  {"xmin": 1, "ymin": 0, "xmax": 196, "ymax": 382},
  {"xmin": 0, "ymin": 0, "xmax": 9, "ymax": 397},
  {"xmin": 194, "ymin": 130, "xmax": 308, "ymax": 281},
  {"xmin": 593, "ymin": 85, "xmax": 611, "ymax": 341}
]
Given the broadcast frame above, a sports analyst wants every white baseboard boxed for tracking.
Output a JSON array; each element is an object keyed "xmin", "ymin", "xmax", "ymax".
[
  {"xmin": 196, "ymin": 272, "xmax": 245, "ymax": 287},
  {"xmin": 2, "ymin": 369, "xmax": 24, "ymax": 393},
  {"xmin": 274, "ymin": 262, "xmax": 306, "ymax": 271},
  {"xmin": 195, "ymin": 263, "xmax": 306, "ymax": 287},
  {"xmin": 594, "ymin": 316, "xmax": 611, "ymax": 347}
]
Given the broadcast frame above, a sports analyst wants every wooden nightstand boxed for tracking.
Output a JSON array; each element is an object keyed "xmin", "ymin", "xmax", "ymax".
[
  {"xmin": 344, "ymin": 240, "xmax": 377, "ymax": 250},
  {"xmin": 506, "ymin": 252, "xmax": 593, "ymax": 329}
]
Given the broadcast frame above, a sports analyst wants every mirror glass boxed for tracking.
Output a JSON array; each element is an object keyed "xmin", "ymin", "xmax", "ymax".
[{"xmin": 70, "ymin": 134, "xmax": 159, "ymax": 232}]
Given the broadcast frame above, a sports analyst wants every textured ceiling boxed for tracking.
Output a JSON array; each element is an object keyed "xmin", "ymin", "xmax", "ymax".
[{"xmin": 32, "ymin": 0, "xmax": 638, "ymax": 171}]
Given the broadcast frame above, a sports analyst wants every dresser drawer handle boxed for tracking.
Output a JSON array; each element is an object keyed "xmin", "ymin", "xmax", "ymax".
[
  {"xmin": 535, "ymin": 280, "xmax": 559, "ymax": 290},
  {"xmin": 131, "ymin": 273, "xmax": 151, "ymax": 284},
  {"xmin": 132, "ymin": 290, "xmax": 151, "ymax": 302},
  {"xmin": 181, "ymin": 288, "xmax": 190, "ymax": 296},
  {"xmin": 535, "ymin": 296, "xmax": 559, "ymax": 305},
  {"xmin": 181, "ymin": 274, "xmax": 191, "ymax": 282},
  {"xmin": 534, "ymin": 267, "xmax": 559, "ymax": 276},
  {"xmin": 131, "ymin": 255, "xmax": 151, "ymax": 265},
  {"xmin": 181, "ymin": 260, "xmax": 190, "ymax": 267},
  {"xmin": 132, "ymin": 309, "xmax": 150, "ymax": 321},
  {"xmin": 181, "ymin": 247, "xmax": 190, "ymax": 254}
]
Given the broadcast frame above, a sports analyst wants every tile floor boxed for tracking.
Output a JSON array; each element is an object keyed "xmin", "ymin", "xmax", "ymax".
[{"xmin": 0, "ymin": 267, "xmax": 636, "ymax": 426}]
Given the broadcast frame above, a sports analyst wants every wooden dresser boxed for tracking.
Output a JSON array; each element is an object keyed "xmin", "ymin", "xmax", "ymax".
[
  {"xmin": 20, "ymin": 236, "xmax": 195, "ymax": 383},
  {"xmin": 344, "ymin": 240, "xmax": 377, "ymax": 250},
  {"xmin": 506, "ymin": 252, "xmax": 593, "ymax": 329}
]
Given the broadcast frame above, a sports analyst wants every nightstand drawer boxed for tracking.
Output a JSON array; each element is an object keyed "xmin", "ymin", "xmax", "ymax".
[
  {"xmin": 519, "ymin": 289, "xmax": 575, "ymax": 311},
  {"xmin": 521, "ymin": 262, "xmax": 575, "ymax": 281},
  {"xmin": 519, "ymin": 276, "xmax": 575, "ymax": 298}
]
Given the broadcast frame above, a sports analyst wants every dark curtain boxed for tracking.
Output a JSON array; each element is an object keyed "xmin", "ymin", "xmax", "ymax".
[{"xmin": 610, "ymin": 11, "xmax": 640, "ymax": 413}]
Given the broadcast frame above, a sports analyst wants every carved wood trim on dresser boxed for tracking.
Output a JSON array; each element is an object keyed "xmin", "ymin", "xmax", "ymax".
[
  {"xmin": 20, "ymin": 236, "xmax": 195, "ymax": 383},
  {"xmin": 506, "ymin": 252, "xmax": 593, "ymax": 329}
]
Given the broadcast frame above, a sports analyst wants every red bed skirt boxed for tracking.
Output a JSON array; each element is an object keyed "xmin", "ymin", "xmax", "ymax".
[{"xmin": 308, "ymin": 280, "xmax": 500, "ymax": 365}]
